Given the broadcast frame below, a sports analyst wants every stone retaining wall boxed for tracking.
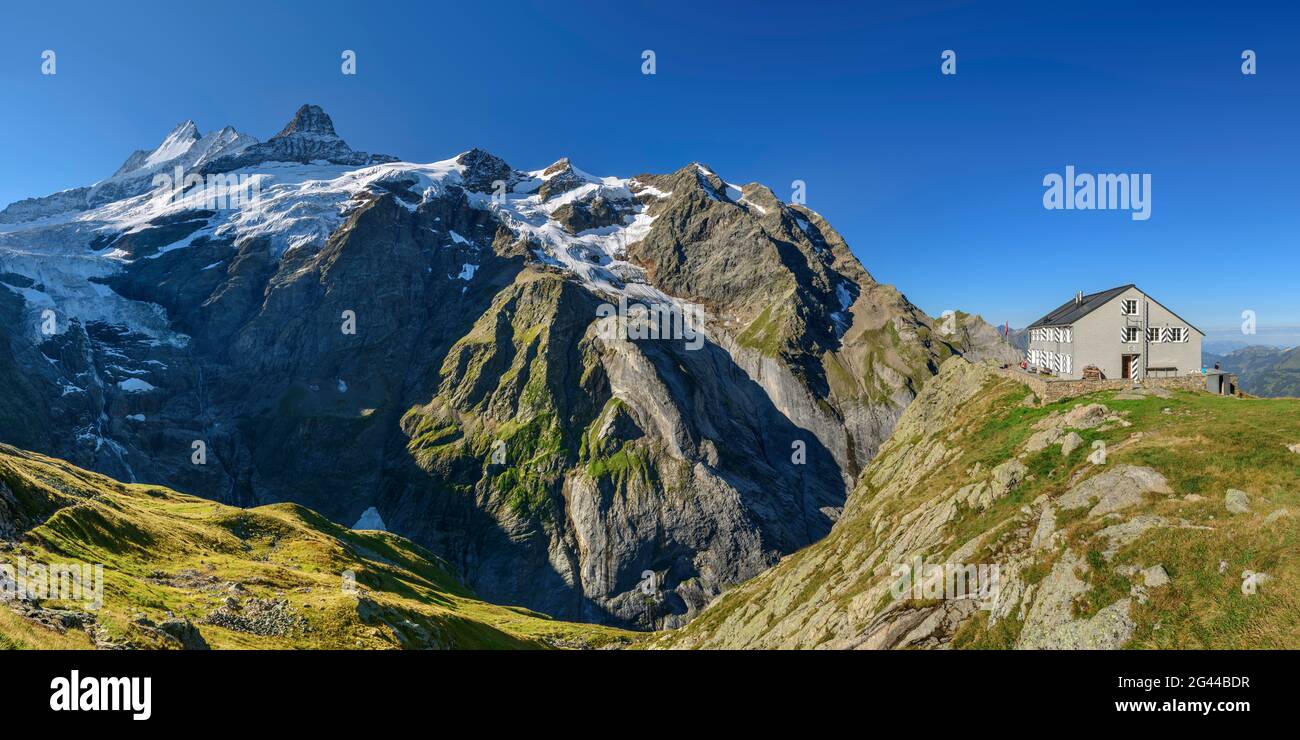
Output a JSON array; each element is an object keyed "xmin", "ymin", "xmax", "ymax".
[{"xmin": 992, "ymin": 367, "xmax": 1208, "ymax": 404}]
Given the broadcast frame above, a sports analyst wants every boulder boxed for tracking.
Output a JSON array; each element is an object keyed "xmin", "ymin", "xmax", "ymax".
[
  {"xmin": 1225, "ymin": 489, "xmax": 1250, "ymax": 514},
  {"xmin": 1034, "ymin": 403, "xmax": 1112, "ymax": 431},
  {"xmin": 957, "ymin": 459, "xmax": 1027, "ymax": 510},
  {"xmin": 1141, "ymin": 565, "xmax": 1170, "ymax": 588},
  {"xmin": 1095, "ymin": 516, "xmax": 1167, "ymax": 560},
  {"xmin": 1057, "ymin": 466, "xmax": 1171, "ymax": 517},
  {"xmin": 1264, "ymin": 508, "xmax": 1291, "ymax": 524},
  {"xmin": 991, "ymin": 459, "xmax": 1028, "ymax": 494},
  {"xmin": 1024, "ymin": 428, "xmax": 1062, "ymax": 453},
  {"xmin": 156, "ymin": 617, "xmax": 210, "ymax": 650},
  {"xmin": 1087, "ymin": 441, "xmax": 1108, "ymax": 465},
  {"xmin": 1059, "ymin": 432, "xmax": 1084, "ymax": 457}
]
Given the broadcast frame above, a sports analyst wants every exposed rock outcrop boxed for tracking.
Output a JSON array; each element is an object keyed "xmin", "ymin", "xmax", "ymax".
[{"xmin": 1017, "ymin": 551, "xmax": 1135, "ymax": 650}]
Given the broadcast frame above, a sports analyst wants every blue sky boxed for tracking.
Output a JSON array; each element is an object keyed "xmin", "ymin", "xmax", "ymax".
[{"xmin": 2, "ymin": 0, "xmax": 1296, "ymax": 331}]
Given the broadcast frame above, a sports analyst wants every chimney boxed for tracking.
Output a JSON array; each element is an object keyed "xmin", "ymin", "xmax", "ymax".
[{"xmin": 1075, "ymin": 291, "xmax": 1083, "ymax": 305}]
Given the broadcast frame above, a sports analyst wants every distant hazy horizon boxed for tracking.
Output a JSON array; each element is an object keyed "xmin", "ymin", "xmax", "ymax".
[{"xmin": 1203, "ymin": 326, "xmax": 1300, "ymax": 353}]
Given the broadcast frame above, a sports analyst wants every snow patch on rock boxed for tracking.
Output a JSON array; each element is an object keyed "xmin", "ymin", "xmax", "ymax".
[
  {"xmin": 351, "ymin": 506, "xmax": 386, "ymax": 531},
  {"xmin": 118, "ymin": 378, "xmax": 156, "ymax": 393}
]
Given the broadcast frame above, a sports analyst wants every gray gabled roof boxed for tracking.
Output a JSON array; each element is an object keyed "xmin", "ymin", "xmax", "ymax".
[
  {"xmin": 1027, "ymin": 284, "xmax": 1204, "ymax": 335},
  {"xmin": 1027, "ymin": 284, "xmax": 1134, "ymax": 329}
]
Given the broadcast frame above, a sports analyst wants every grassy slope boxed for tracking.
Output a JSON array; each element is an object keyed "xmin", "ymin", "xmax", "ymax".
[
  {"xmin": 0, "ymin": 444, "xmax": 633, "ymax": 650},
  {"xmin": 655, "ymin": 361, "xmax": 1300, "ymax": 649}
]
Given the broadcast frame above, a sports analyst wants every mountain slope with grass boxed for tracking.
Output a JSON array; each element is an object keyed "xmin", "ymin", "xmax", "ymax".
[
  {"xmin": 654, "ymin": 358, "xmax": 1300, "ymax": 649},
  {"xmin": 0, "ymin": 444, "xmax": 631, "ymax": 650}
]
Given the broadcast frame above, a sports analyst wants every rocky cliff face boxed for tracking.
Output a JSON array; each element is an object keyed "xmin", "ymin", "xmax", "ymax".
[
  {"xmin": 945, "ymin": 312, "xmax": 1022, "ymax": 366},
  {"xmin": 0, "ymin": 105, "xmax": 1008, "ymax": 627}
]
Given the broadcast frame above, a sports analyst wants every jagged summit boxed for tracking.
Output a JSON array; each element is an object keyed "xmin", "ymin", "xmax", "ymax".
[
  {"xmin": 543, "ymin": 157, "xmax": 573, "ymax": 176},
  {"xmin": 198, "ymin": 103, "xmax": 396, "ymax": 174},
  {"xmin": 273, "ymin": 104, "xmax": 338, "ymax": 139},
  {"xmin": 150, "ymin": 120, "xmax": 201, "ymax": 157},
  {"xmin": 98, "ymin": 121, "xmax": 258, "ymax": 192},
  {"xmin": 535, "ymin": 156, "xmax": 600, "ymax": 200},
  {"xmin": 111, "ymin": 121, "xmax": 200, "ymax": 177},
  {"xmin": 0, "ymin": 119, "xmax": 258, "ymax": 223},
  {"xmin": 0, "ymin": 104, "xmax": 388, "ymax": 223},
  {"xmin": 455, "ymin": 147, "xmax": 516, "ymax": 192}
]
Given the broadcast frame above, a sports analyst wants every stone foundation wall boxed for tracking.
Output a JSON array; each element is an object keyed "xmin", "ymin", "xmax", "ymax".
[{"xmin": 992, "ymin": 367, "xmax": 1208, "ymax": 404}]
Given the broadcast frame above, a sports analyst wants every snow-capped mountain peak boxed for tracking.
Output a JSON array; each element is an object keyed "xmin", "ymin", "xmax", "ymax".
[
  {"xmin": 0, "ymin": 119, "xmax": 258, "ymax": 225},
  {"xmin": 144, "ymin": 120, "xmax": 201, "ymax": 168},
  {"xmin": 106, "ymin": 121, "xmax": 256, "ymax": 184},
  {"xmin": 198, "ymin": 104, "xmax": 396, "ymax": 174},
  {"xmin": 273, "ymin": 104, "xmax": 338, "ymax": 139}
]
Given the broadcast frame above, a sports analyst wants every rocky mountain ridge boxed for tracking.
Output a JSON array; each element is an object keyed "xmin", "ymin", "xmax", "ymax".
[{"xmin": 0, "ymin": 104, "xmax": 1015, "ymax": 627}]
